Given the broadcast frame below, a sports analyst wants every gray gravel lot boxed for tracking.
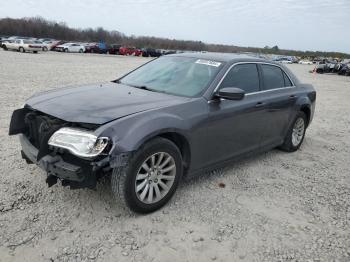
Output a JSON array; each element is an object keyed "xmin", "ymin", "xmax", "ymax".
[{"xmin": 0, "ymin": 50, "xmax": 349, "ymax": 262}]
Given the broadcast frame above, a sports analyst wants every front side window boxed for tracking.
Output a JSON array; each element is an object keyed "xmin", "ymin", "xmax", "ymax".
[
  {"xmin": 219, "ymin": 64, "xmax": 260, "ymax": 93},
  {"xmin": 120, "ymin": 56, "xmax": 224, "ymax": 97},
  {"xmin": 261, "ymin": 64, "xmax": 288, "ymax": 90}
]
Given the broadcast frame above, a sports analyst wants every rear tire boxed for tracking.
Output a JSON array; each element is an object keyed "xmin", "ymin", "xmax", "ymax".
[
  {"xmin": 79, "ymin": 49, "xmax": 83, "ymax": 53},
  {"xmin": 279, "ymin": 111, "xmax": 307, "ymax": 152},
  {"xmin": 33, "ymin": 51, "xmax": 38, "ymax": 54},
  {"xmin": 111, "ymin": 137, "xmax": 183, "ymax": 213},
  {"xmin": 64, "ymin": 48, "xmax": 68, "ymax": 53}
]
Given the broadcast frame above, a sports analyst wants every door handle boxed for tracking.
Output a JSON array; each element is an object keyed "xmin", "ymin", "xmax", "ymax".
[
  {"xmin": 289, "ymin": 95, "xmax": 297, "ymax": 99},
  {"xmin": 255, "ymin": 102, "xmax": 266, "ymax": 108}
]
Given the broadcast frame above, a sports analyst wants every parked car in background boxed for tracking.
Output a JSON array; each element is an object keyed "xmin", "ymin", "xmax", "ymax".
[
  {"xmin": 141, "ymin": 48, "xmax": 162, "ymax": 57},
  {"xmin": 55, "ymin": 43, "xmax": 85, "ymax": 53},
  {"xmin": 108, "ymin": 44, "xmax": 122, "ymax": 55},
  {"xmin": 119, "ymin": 46, "xmax": 143, "ymax": 56},
  {"xmin": 334, "ymin": 63, "xmax": 350, "ymax": 75},
  {"xmin": 314, "ymin": 62, "xmax": 336, "ymax": 74},
  {"xmin": 298, "ymin": 60, "xmax": 313, "ymax": 65},
  {"xmin": 1, "ymin": 39, "xmax": 13, "ymax": 49},
  {"xmin": 2, "ymin": 39, "xmax": 43, "ymax": 53},
  {"xmin": 85, "ymin": 42, "xmax": 108, "ymax": 54},
  {"xmin": 50, "ymin": 41, "xmax": 66, "ymax": 51},
  {"xmin": 33, "ymin": 40, "xmax": 51, "ymax": 51},
  {"xmin": 0, "ymin": 35, "xmax": 9, "ymax": 46},
  {"xmin": 39, "ymin": 40, "xmax": 61, "ymax": 51},
  {"xmin": 9, "ymin": 53, "xmax": 316, "ymax": 213},
  {"xmin": 273, "ymin": 57, "xmax": 293, "ymax": 64}
]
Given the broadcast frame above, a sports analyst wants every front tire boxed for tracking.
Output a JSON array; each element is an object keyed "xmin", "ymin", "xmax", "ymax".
[
  {"xmin": 19, "ymin": 47, "xmax": 25, "ymax": 53},
  {"xmin": 280, "ymin": 111, "xmax": 307, "ymax": 152},
  {"xmin": 111, "ymin": 137, "xmax": 183, "ymax": 213}
]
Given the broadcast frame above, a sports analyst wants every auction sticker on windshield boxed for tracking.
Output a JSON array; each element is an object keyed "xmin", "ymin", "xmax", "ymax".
[{"xmin": 195, "ymin": 59, "xmax": 222, "ymax": 67}]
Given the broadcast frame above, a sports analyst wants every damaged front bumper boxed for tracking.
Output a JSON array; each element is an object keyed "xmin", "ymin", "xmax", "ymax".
[
  {"xmin": 20, "ymin": 134, "xmax": 88, "ymax": 187},
  {"xmin": 20, "ymin": 134, "xmax": 130, "ymax": 189},
  {"xmin": 10, "ymin": 108, "xmax": 130, "ymax": 189}
]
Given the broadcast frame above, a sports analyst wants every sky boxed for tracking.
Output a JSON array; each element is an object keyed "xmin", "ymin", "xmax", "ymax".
[{"xmin": 1, "ymin": 0, "xmax": 350, "ymax": 53}]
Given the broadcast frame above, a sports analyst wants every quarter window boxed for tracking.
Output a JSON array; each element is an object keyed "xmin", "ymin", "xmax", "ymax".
[
  {"xmin": 219, "ymin": 64, "xmax": 260, "ymax": 93},
  {"xmin": 283, "ymin": 71, "xmax": 293, "ymax": 87}
]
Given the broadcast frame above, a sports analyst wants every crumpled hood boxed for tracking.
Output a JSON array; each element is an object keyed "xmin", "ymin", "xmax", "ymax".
[{"xmin": 26, "ymin": 82, "xmax": 187, "ymax": 124}]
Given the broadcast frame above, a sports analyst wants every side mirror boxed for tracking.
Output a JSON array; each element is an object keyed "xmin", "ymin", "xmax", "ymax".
[{"xmin": 215, "ymin": 87, "xmax": 245, "ymax": 100}]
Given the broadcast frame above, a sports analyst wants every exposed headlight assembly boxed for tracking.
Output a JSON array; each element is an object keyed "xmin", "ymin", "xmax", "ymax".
[{"xmin": 48, "ymin": 127, "xmax": 109, "ymax": 158}]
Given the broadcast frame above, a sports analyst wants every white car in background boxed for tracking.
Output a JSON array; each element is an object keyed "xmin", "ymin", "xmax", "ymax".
[
  {"xmin": 2, "ymin": 39, "xmax": 43, "ymax": 53},
  {"xmin": 299, "ymin": 60, "xmax": 313, "ymax": 65},
  {"xmin": 55, "ymin": 43, "xmax": 85, "ymax": 53},
  {"xmin": 280, "ymin": 59, "xmax": 293, "ymax": 64}
]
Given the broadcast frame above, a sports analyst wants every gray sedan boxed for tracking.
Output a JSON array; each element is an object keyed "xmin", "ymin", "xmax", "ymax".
[{"xmin": 9, "ymin": 53, "xmax": 316, "ymax": 213}]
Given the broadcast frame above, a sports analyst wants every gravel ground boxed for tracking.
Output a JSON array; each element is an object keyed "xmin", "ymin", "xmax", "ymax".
[{"xmin": 0, "ymin": 50, "xmax": 349, "ymax": 262}]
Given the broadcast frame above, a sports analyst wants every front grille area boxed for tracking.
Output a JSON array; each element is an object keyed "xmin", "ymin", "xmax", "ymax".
[{"xmin": 24, "ymin": 111, "xmax": 64, "ymax": 149}]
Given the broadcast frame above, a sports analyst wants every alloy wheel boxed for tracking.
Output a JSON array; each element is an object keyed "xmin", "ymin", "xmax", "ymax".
[
  {"xmin": 135, "ymin": 152, "xmax": 176, "ymax": 204},
  {"xmin": 292, "ymin": 117, "xmax": 305, "ymax": 146}
]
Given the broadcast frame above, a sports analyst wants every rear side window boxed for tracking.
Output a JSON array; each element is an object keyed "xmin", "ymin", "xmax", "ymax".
[
  {"xmin": 219, "ymin": 64, "xmax": 260, "ymax": 93},
  {"xmin": 261, "ymin": 64, "xmax": 285, "ymax": 90}
]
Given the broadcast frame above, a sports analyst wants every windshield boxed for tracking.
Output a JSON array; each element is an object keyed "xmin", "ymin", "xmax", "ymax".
[{"xmin": 119, "ymin": 56, "xmax": 224, "ymax": 97}]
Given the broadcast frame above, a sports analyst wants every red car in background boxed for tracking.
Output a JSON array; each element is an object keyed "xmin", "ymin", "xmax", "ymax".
[
  {"xmin": 50, "ymin": 41, "xmax": 66, "ymax": 51},
  {"xmin": 119, "ymin": 47, "xmax": 143, "ymax": 56}
]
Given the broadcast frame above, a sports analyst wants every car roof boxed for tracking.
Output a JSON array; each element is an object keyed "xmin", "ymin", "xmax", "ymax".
[
  {"xmin": 166, "ymin": 51, "xmax": 300, "ymax": 86},
  {"xmin": 166, "ymin": 52, "xmax": 269, "ymax": 63}
]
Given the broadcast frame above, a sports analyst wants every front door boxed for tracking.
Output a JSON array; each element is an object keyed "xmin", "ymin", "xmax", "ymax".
[{"xmin": 204, "ymin": 63, "xmax": 266, "ymax": 166}]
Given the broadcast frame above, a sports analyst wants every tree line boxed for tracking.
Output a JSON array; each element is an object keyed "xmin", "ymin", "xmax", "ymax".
[{"xmin": 1, "ymin": 17, "xmax": 349, "ymax": 59}]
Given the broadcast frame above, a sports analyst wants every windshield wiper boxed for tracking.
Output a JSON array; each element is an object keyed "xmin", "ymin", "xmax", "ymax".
[
  {"xmin": 130, "ymin": 84, "xmax": 158, "ymax": 92},
  {"xmin": 117, "ymin": 81, "xmax": 164, "ymax": 93}
]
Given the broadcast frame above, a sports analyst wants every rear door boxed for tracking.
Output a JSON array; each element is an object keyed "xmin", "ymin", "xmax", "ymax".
[
  {"xmin": 204, "ymin": 63, "xmax": 266, "ymax": 166},
  {"xmin": 258, "ymin": 64, "xmax": 297, "ymax": 147}
]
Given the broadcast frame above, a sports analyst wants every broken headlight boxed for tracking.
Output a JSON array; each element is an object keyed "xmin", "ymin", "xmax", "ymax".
[{"xmin": 48, "ymin": 127, "xmax": 109, "ymax": 158}]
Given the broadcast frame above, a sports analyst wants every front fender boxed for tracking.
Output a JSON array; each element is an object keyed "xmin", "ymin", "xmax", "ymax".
[{"xmin": 95, "ymin": 111, "xmax": 192, "ymax": 155}]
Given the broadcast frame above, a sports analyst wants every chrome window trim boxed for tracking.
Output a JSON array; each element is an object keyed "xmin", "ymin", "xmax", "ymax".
[{"xmin": 212, "ymin": 61, "xmax": 296, "ymax": 95}]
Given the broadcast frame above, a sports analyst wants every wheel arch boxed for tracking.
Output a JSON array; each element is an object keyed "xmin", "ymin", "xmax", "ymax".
[
  {"xmin": 300, "ymin": 105, "xmax": 311, "ymax": 127},
  {"xmin": 158, "ymin": 132, "xmax": 191, "ymax": 171},
  {"xmin": 134, "ymin": 130, "xmax": 192, "ymax": 172}
]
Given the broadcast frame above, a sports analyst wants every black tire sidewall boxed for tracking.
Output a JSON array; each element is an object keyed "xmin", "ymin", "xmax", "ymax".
[{"xmin": 123, "ymin": 138, "xmax": 183, "ymax": 213}]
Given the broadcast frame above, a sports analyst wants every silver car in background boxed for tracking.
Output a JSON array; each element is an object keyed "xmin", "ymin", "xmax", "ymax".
[{"xmin": 2, "ymin": 39, "xmax": 43, "ymax": 53}]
